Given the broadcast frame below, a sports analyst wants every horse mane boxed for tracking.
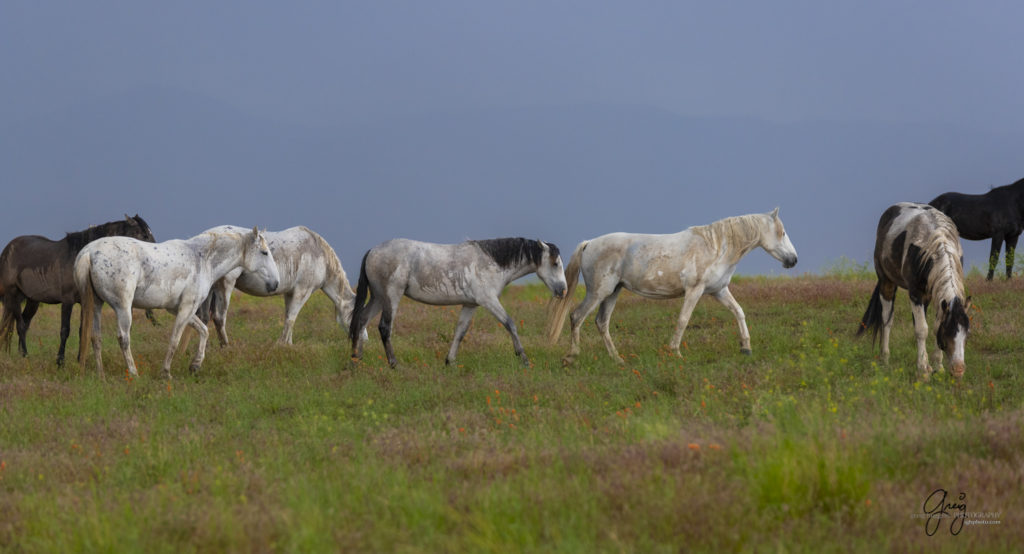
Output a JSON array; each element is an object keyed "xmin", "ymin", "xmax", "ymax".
[
  {"xmin": 472, "ymin": 237, "xmax": 559, "ymax": 269},
  {"xmin": 303, "ymin": 227, "xmax": 351, "ymax": 288},
  {"xmin": 690, "ymin": 214, "xmax": 764, "ymax": 259},
  {"xmin": 915, "ymin": 212, "xmax": 966, "ymax": 306},
  {"xmin": 64, "ymin": 215, "xmax": 154, "ymax": 252}
]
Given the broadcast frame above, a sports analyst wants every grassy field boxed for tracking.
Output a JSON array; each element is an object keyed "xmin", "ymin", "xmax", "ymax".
[{"xmin": 1, "ymin": 270, "xmax": 1021, "ymax": 552}]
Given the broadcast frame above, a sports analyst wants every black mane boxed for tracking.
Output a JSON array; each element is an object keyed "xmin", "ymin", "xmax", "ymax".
[
  {"xmin": 472, "ymin": 237, "xmax": 560, "ymax": 269},
  {"xmin": 64, "ymin": 215, "xmax": 154, "ymax": 252}
]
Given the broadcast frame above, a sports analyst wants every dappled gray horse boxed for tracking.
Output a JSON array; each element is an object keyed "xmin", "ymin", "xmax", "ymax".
[
  {"xmin": 196, "ymin": 225, "xmax": 362, "ymax": 345},
  {"xmin": 547, "ymin": 208, "xmax": 798, "ymax": 365},
  {"xmin": 857, "ymin": 202, "xmax": 969, "ymax": 380},
  {"xmin": 349, "ymin": 237, "xmax": 567, "ymax": 367},
  {"xmin": 75, "ymin": 227, "xmax": 280, "ymax": 379}
]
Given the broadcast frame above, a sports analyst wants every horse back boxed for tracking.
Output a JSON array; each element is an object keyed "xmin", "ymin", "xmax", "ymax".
[{"xmin": 0, "ymin": 235, "xmax": 77, "ymax": 303}]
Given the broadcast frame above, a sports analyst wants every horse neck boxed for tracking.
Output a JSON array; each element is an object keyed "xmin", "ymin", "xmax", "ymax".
[
  {"xmin": 500, "ymin": 260, "xmax": 537, "ymax": 284},
  {"xmin": 191, "ymin": 233, "xmax": 249, "ymax": 280},
  {"xmin": 701, "ymin": 215, "xmax": 763, "ymax": 264},
  {"xmin": 924, "ymin": 239, "xmax": 965, "ymax": 309}
]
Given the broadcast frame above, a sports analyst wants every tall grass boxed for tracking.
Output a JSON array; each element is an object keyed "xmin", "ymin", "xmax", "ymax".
[{"xmin": 1, "ymin": 274, "xmax": 1021, "ymax": 551}]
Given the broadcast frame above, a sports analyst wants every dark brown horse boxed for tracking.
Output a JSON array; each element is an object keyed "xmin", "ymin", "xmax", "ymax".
[
  {"xmin": 929, "ymin": 176, "xmax": 1024, "ymax": 280},
  {"xmin": 0, "ymin": 215, "xmax": 156, "ymax": 365}
]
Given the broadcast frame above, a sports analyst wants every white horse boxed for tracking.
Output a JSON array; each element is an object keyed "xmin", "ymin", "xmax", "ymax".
[
  {"xmin": 857, "ymin": 202, "xmax": 970, "ymax": 379},
  {"xmin": 349, "ymin": 237, "xmax": 568, "ymax": 368},
  {"xmin": 74, "ymin": 227, "xmax": 280, "ymax": 379},
  {"xmin": 195, "ymin": 225, "xmax": 362, "ymax": 346},
  {"xmin": 547, "ymin": 208, "xmax": 798, "ymax": 364}
]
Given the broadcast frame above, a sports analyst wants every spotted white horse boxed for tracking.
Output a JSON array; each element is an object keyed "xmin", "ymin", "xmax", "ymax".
[
  {"xmin": 349, "ymin": 237, "xmax": 567, "ymax": 368},
  {"xmin": 857, "ymin": 202, "xmax": 970, "ymax": 380},
  {"xmin": 194, "ymin": 225, "xmax": 363, "ymax": 346},
  {"xmin": 74, "ymin": 227, "xmax": 280, "ymax": 379},
  {"xmin": 547, "ymin": 209, "xmax": 798, "ymax": 365}
]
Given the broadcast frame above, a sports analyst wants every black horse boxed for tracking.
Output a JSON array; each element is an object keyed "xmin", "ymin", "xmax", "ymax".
[
  {"xmin": 0, "ymin": 215, "xmax": 156, "ymax": 365},
  {"xmin": 929, "ymin": 177, "xmax": 1024, "ymax": 280}
]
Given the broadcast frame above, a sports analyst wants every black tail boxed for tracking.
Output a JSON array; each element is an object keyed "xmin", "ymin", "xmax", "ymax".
[
  {"xmin": 347, "ymin": 250, "xmax": 371, "ymax": 346},
  {"xmin": 856, "ymin": 281, "xmax": 886, "ymax": 344}
]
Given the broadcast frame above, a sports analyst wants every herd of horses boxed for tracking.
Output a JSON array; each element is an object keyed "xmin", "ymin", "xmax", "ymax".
[{"xmin": 0, "ymin": 177, "xmax": 1021, "ymax": 380}]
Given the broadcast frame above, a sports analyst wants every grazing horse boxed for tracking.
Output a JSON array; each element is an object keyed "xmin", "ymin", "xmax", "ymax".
[
  {"xmin": 857, "ymin": 202, "xmax": 970, "ymax": 380},
  {"xmin": 348, "ymin": 237, "xmax": 568, "ymax": 368},
  {"xmin": 74, "ymin": 227, "xmax": 280, "ymax": 379},
  {"xmin": 547, "ymin": 208, "xmax": 798, "ymax": 365},
  {"xmin": 929, "ymin": 176, "xmax": 1024, "ymax": 280},
  {"xmin": 0, "ymin": 215, "xmax": 155, "ymax": 365},
  {"xmin": 193, "ymin": 225, "xmax": 363, "ymax": 345}
]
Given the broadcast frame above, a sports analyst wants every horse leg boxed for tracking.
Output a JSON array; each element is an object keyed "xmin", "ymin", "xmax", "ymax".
[
  {"xmin": 16, "ymin": 299, "xmax": 39, "ymax": 357},
  {"xmin": 878, "ymin": 285, "xmax": 896, "ymax": 365},
  {"xmin": 1004, "ymin": 232, "xmax": 1020, "ymax": 279},
  {"xmin": 56, "ymin": 302, "xmax": 74, "ymax": 366},
  {"xmin": 713, "ymin": 287, "xmax": 752, "ymax": 355},
  {"xmin": 595, "ymin": 286, "xmax": 624, "ymax": 364},
  {"xmin": 378, "ymin": 296, "xmax": 400, "ymax": 368},
  {"xmin": 5, "ymin": 295, "xmax": 27, "ymax": 356},
  {"xmin": 910, "ymin": 301, "xmax": 933, "ymax": 379},
  {"xmin": 445, "ymin": 305, "xmax": 477, "ymax": 365},
  {"xmin": 90, "ymin": 299, "xmax": 106, "ymax": 378},
  {"xmin": 669, "ymin": 285, "xmax": 706, "ymax": 355},
  {"xmin": 186, "ymin": 314, "xmax": 210, "ymax": 375},
  {"xmin": 563, "ymin": 287, "xmax": 606, "ymax": 365},
  {"xmin": 350, "ymin": 296, "xmax": 382, "ymax": 363},
  {"xmin": 987, "ymin": 234, "xmax": 1004, "ymax": 280},
  {"xmin": 279, "ymin": 287, "xmax": 314, "ymax": 345},
  {"xmin": 480, "ymin": 297, "xmax": 529, "ymax": 366},
  {"xmin": 210, "ymin": 281, "xmax": 232, "ymax": 347},
  {"xmin": 110, "ymin": 304, "xmax": 141, "ymax": 377},
  {"xmin": 160, "ymin": 309, "xmax": 198, "ymax": 379}
]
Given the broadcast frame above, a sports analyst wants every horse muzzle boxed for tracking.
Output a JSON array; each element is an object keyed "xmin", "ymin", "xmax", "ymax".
[
  {"xmin": 553, "ymin": 285, "xmax": 567, "ymax": 299},
  {"xmin": 266, "ymin": 279, "xmax": 280, "ymax": 293},
  {"xmin": 782, "ymin": 256, "xmax": 798, "ymax": 269}
]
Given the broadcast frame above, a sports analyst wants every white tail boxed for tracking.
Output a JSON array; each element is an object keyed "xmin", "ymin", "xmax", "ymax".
[{"xmin": 545, "ymin": 240, "xmax": 588, "ymax": 343}]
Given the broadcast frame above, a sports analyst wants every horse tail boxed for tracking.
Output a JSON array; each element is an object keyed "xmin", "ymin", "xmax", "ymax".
[
  {"xmin": 75, "ymin": 251, "xmax": 96, "ymax": 365},
  {"xmin": 545, "ymin": 240, "xmax": 588, "ymax": 343},
  {"xmin": 347, "ymin": 250, "xmax": 371, "ymax": 345},
  {"xmin": 856, "ymin": 281, "xmax": 885, "ymax": 345}
]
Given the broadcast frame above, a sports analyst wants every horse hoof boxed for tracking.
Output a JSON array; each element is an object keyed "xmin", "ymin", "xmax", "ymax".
[
  {"xmin": 740, "ymin": 348, "xmax": 753, "ymax": 356},
  {"xmin": 561, "ymin": 356, "xmax": 574, "ymax": 367}
]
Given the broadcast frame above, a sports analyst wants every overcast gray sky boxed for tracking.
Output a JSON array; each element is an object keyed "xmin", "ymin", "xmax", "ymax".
[{"xmin": 2, "ymin": 1, "xmax": 1023, "ymax": 276}]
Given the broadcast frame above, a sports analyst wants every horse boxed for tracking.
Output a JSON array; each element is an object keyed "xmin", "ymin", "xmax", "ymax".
[
  {"xmin": 929, "ymin": 176, "xmax": 1024, "ymax": 280},
  {"xmin": 192, "ymin": 225, "xmax": 363, "ymax": 346},
  {"xmin": 74, "ymin": 227, "xmax": 280, "ymax": 379},
  {"xmin": 0, "ymin": 215, "xmax": 156, "ymax": 366},
  {"xmin": 547, "ymin": 208, "xmax": 798, "ymax": 365},
  {"xmin": 857, "ymin": 202, "xmax": 970, "ymax": 380},
  {"xmin": 348, "ymin": 237, "xmax": 567, "ymax": 368}
]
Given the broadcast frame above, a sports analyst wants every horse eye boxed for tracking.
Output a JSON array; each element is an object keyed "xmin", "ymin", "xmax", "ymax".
[{"xmin": 261, "ymin": 250, "xmax": 269, "ymax": 256}]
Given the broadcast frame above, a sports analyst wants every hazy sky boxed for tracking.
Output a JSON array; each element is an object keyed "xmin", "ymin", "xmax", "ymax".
[{"xmin": 3, "ymin": 2, "xmax": 1023, "ymax": 277}]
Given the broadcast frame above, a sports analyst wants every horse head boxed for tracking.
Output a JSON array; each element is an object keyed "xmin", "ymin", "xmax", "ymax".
[
  {"xmin": 936, "ymin": 296, "xmax": 970, "ymax": 378},
  {"xmin": 535, "ymin": 240, "xmax": 568, "ymax": 299},
  {"xmin": 244, "ymin": 227, "xmax": 280, "ymax": 293},
  {"xmin": 124, "ymin": 214, "xmax": 156, "ymax": 243},
  {"xmin": 762, "ymin": 208, "xmax": 798, "ymax": 269}
]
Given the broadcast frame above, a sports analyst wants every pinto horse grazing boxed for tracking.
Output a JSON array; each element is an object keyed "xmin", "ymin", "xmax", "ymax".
[
  {"xmin": 547, "ymin": 209, "xmax": 798, "ymax": 365},
  {"xmin": 349, "ymin": 237, "xmax": 568, "ymax": 368},
  {"xmin": 929, "ymin": 176, "xmax": 1024, "ymax": 280},
  {"xmin": 857, "ymin": 203, "xmax": 970, "ymax": 380},
  {"xmin": 193, "ymin": 225, "xmax": 363, "ymax": 345},
  {"xmin": 0, "ymin": 215, "xmax": 155, "ymax": 365},
  {"xmin": 75, "ymin": 227, "xmax": 280, "ymax": 379}
]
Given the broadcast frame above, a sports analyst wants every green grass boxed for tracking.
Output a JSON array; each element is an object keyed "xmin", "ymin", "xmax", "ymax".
[{"xmin": 1, "ymin": 272, "xmax": 1022, "ymax": 552}]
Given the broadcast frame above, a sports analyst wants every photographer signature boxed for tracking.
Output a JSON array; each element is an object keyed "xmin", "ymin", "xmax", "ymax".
[{"xmin": 922, "ymin": 488, "xmax": 966, "ymax": 536}]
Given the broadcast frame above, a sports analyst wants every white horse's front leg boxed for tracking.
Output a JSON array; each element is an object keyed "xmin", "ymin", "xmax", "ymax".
[
  {"xmin": 280, "ymin": 287, "xmax": 314, "ymax": 345},
  {"xmin": 445, "ymin": 305, "xmax": 476, "ymax": 365},
  {"xmin": 480, "ymin": 297, "xmax": 528, "ymax": 366},
  {"xmin": 713, "ymin": 287, "xmax": 751, "ymax": 354},
  {"xmin": 910, "ymin": 301, "xmax": 933, "ymax": 379},
  {"xmin": 669, "ymin": 285, "xmax": 705, "ymax": 356}
]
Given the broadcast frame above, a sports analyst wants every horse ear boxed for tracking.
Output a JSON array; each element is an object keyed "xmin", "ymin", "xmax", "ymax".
[
  {"xmin": 125, "ymin": 214, "xmax": 135, "ymax": 224},
  {"xmin": 538, "ymin": 239, "xmax": 549, "ymax": 252},
  {"xmin": 770, "ymin": 207, "xmax": 780, "ymax": 220}
]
